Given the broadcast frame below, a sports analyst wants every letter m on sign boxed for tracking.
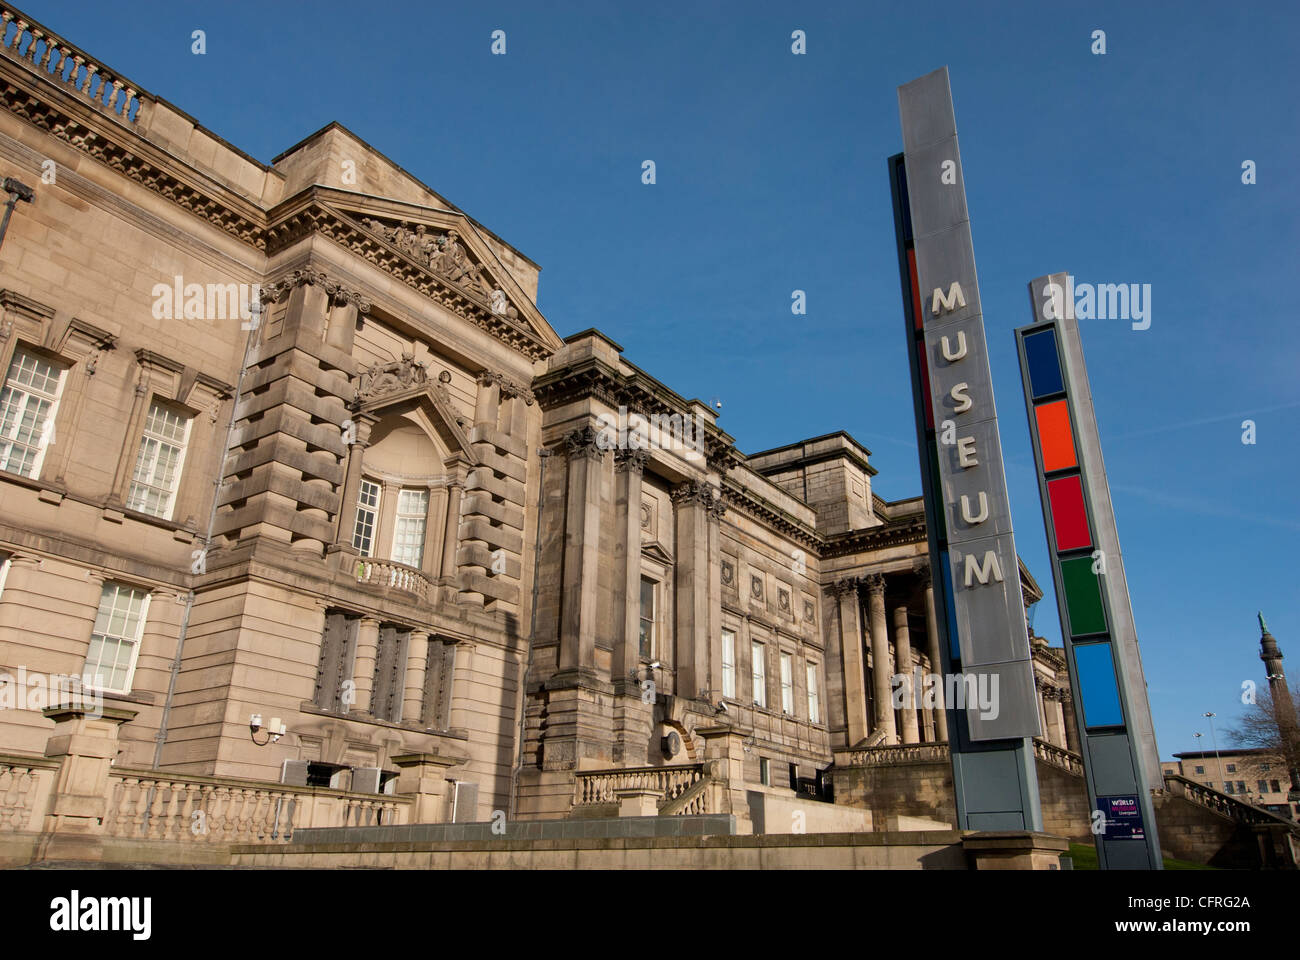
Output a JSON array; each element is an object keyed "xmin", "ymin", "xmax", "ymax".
[
  {"xmin": 931, "ymin": 282, "xmax": 967, "ymax": 317},
  {"xmin": 963, "ymin": 551, "xmax": 1004, "ymax": 587}
]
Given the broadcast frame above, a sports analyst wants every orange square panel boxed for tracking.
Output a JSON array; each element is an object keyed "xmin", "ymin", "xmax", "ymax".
[{"xmin": 1035, "ymin": 399, "xmax": 1077, "ymax": 472}]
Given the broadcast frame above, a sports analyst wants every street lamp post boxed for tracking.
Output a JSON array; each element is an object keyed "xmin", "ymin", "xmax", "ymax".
[{"xmin": 1204, "ymin": 711, "xmax": 1226, "ymax": 793}]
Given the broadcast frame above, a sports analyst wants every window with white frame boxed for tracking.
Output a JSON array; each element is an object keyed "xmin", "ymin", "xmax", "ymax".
[
  {"xmin": 780, "ymin": 652, "xmax": 794, "ymax": 714},
  {"xmin": 84, "ymin": 583, "xmax": 151, "ymax": 694},
  {"xmin": 391, "ymin": 488, "xmax": 429, "ymax": 567},
  {"xmin": 352, "ymin": 479, "xmax": 381, "ymax": 556},
  {"xmin": 125, "ymin": 401, "xmax": 191, "ymax": 518},
  {"xmin": 721, "ymin": 628, "xmax": 736, "ymax": 699},
  {"xmin": 806, "ymin": 662, "xmax": 820, "ymax": 723},
  {"xmin": 639, "ymin": 577, "xmax": 655, "ymax": 659},
  {"xmin": 751, "ymin": 640, "xmax": 766, "ymax": 708},
  {"xmin": 0, "ymin": 347, "xmax": 67, "ymax": 478}
]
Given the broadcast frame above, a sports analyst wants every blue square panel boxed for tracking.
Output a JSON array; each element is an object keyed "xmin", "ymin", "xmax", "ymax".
[
  {"xmin": 1023, "ymin": 328, "xmax": 1064, "ymax": 399},
  {"xmin": 1075, "ymin": 641, "xmax": 1124, "ymax": 729}
]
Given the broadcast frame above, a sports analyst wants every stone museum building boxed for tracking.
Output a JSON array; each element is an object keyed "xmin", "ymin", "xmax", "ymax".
[{"xmin": 0, "ymin": 3, "xmax": 1127, "ymax": 851}]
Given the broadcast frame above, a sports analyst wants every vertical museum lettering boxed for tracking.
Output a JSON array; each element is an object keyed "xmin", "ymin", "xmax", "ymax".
[{"xmin": 932, "ymin": 282, "xmax": 1004, "ymax": 589}]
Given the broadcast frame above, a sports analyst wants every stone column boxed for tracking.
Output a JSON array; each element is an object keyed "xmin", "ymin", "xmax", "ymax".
[
  {"xmin": 331, "ymin": 413, "xmax": 376, "ymax": 567},
  {"xmin": 438, "ymin": 461, "xmax": 466, "ymax": 599},
  {"xmin": 420, "ymin": 483, "xmax": 439, "ymax": 575},
  {"xmin": 706, "ymin": 492, "xmax": 725, "ymax": 700},
  {"xmin": 1060, "ymin": 690, "xmax": 1081, "ymax": 754},
  {"xmin": 613, "ymin": 449, "xmax": 646, "ymax": 682},
  {"xmin": 864, "ymin": 574, "xmax": 896, "ymax": 745},
  {"xmin": 559, "ymin": 427, "xmax": 605, "ymax": 672},
  {"xmin": 921, "ymin": 571, "xmax": 948, "ymax": 742},
  {"xmin": 350, "ymin": 617, "xmax": 380, "ymax": 715},
  {"xmin": 403, "ymin": 631, "xmax": 430, "ymax": 724},
  {"xmin": 835, "ymin": 578, "xmax": 869, "ymax": 746},
  {"xmin": 671, "ymin": 479, "xmax": 712, "ymax": 698},
  {"xmin": 893, "ymin": 604, "xmax": 920, "ymax": 743},
  {"xmin": 1051, "ymin": 696, "xmax": 1068, "ymax": 750}
]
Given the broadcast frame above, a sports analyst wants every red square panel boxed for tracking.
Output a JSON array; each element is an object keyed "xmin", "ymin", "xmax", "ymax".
[{"xmin": 1048, "ymin": 475, "xmax": 1092, "ymax": 551}]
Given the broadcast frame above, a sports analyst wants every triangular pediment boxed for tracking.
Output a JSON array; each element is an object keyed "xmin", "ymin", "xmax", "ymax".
[
  {"xmin": 355, "ymin": 356, "xmax": 479, "ymax": 466},
  {"xmin": 642, "ymin": 541, "xmax": 675, "ymax": 566},
  {"xmin": 330, "ymin": 202, "xmax": 562, "ymax": 357}
]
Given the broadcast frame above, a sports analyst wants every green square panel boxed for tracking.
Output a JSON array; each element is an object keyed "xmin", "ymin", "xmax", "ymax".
[{"xmin": 1060, "ymin": 556, "xmax": 1107, "ymax": 636}]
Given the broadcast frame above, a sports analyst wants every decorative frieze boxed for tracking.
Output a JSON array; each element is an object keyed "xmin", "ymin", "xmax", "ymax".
[
  {"xmin": 260, "ymin": 269, "xmax": 372, "ymax": 314},
  {"xmin": 361, "ymin": 218, "xmax": 518, "ymax": 319},
  {"xmin": 477, "ymin": 368, "xmax": 535, "ymax": 405}
]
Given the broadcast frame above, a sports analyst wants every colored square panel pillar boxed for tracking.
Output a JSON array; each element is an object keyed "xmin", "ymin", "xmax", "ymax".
[
  {"xmin": 1060, "ymin": 555, "xmax": 1107, "ymax": 636},
  {"xmin": 1035, "ymin": 400, "xmax": 1078, "ymax": 473},
  {"xmin": 1023, "ymin": 327, "xmax": 1065, "ymax": 398},
  {"xmin": 1047, "ymin": 475, "xmax": 1092, "ymax": 551},
  {"xmin": 1074, "ymin": 642, "xmax": 1125, "ymax": 728}
]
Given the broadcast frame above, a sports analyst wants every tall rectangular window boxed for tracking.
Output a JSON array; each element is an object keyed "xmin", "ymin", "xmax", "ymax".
[
  {"xmin": 0, "ymin": 347, "xmax": 66, "ymax": 478},
  {"xmin": 352, "ymin": 479, "xmax": 381, "ymax": 556},
  {"xmin": 806, "ymin": 662, "xmax": 820, "ymax": 723},
  {"xmin": 780, "ymin": 652, "xmax": 794, "ymax": 714},
  {"xmin": 639, "ymin": 577, "xmax": 655, "ymax": 658},
  {"xmin": 391, "ymin": 488, "xmax": 429, "ymax": 567},
  {"xmin": 751, "ymin": 641, "xmax": 766, "ymax": 708},
  {"xmin": 126, "ymin": 401, "xmax": 191, "ymax": 518},
  {"xmin": 721, "ymin": 629, "xmax": 736, "ymax": 699},
  {"xmin": 84, "ymin": 583, "xmax": 150, "ymax": 694}
]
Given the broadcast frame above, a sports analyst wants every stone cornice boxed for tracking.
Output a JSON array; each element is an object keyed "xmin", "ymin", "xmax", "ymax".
[
  {"xmin": 534, "ymin": 354, "xmax": 737, "ymax": 468},
  {"xmin": 719, "ymin": 477, "xmax": 821, "ymax": 551},
  {"xmin": 0, "ymin": 51, "xmax": 557, "ymax": 365},
  {"xmin": 820, "ymin": 514, "xmax": 928, "ymax": 558}
]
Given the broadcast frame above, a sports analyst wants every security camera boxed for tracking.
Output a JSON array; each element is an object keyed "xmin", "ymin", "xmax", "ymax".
[
  {"xmin": 648, "ymin": 660, "xmax": 662, "ymax": 671},
  {"xmin": 249, "ymin": 713, "xmax": 262, "ymax": 732},
  {"xmin": 3, "ymin": 178, "xmax": 33, "ymax": 203},
  {"xmin": 715, "ymin": 701, "xmax": 728, "ymax": 715}
]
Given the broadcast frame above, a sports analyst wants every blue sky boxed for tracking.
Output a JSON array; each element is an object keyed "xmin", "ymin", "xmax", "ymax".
[{"xmin": 27, "ymin": 0, "xmax": 1299, "ymax": 759}]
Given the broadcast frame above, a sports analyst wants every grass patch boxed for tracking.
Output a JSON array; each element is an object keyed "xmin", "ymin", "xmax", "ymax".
[{"xmin": 1062, "ymin": 842, "xmax": 1214, "ymax": 870}]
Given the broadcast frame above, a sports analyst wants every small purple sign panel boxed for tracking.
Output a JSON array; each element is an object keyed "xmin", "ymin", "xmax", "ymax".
[{"xmin": 1098, "ymin": 794, "xmax": 1145, "ymax": 840}]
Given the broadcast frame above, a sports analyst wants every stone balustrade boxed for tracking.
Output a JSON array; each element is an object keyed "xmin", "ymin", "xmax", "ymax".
[
  {"xmin": 840, "ymin": 742, "xmax": 951, "ymax": 767},
  {"xmin": 1160, "ymin": 773, "xmax": 1294, "ymax": 828},
  {"xmin": 0, "ymin": 754, "xmax": 60, "ymax": 831},
  {"xmin": 574, "ymin": 763, "xmax": 704, "ymax": 809},
  {"xmin": 0, "ymin": 4, "xmax": 148, "ymax": 123},
  {"xmin": 104, "ymin": 769, "xmax": 410, "ymax": 844},
  {"xmin": 1032, "ymin": 738, "xmax": 1084, "ymax": 776},
  {"xmin": 355, "ymin": 558, "xmax": 432, "ymax": 601}
]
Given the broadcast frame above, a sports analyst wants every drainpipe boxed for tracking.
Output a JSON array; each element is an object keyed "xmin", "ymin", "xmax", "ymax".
[
  {"xmin": 508, "ymin": 445, "xmax": 551, "ymax": 818},
  {"xmin": 151, "ymin": 290, "xmax": 263, "ymax": 768}
]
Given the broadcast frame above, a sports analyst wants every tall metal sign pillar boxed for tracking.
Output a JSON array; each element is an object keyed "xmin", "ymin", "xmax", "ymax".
[
  {"xmin": 1015, "ymin": 272, "xmax": 1163, "ymax": 869},
  {"xmin": 890, "ymin": 67, "xmax": 1044, "ymax": 832}
]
